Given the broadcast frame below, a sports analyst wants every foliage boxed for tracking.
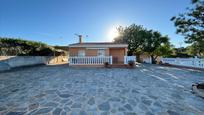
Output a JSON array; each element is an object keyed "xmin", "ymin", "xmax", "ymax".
[
  {"xmin": 186, "ymin": 42, "xmax": 204, "ymax": 57},
  {"xmin": 154, "ymin": 43, "xmax": 173, "ymax": 58},
  {"xmin": 114, "ymin": 24, "xmax": 147, "ymax": 55},
  {"xmin": 0, "ymin": 37, "xmax": 66, "ymax": 56},
  {"xmin": 114, "ymin": 24, "xmax": 171, "ymax": 63},
  {"xmin": 171, "ymin": 0, "xmax": 204, "ymax": 45},
  {"xmin": 142, "ymin": 31, "xmax": 170, "ymax": 63}
]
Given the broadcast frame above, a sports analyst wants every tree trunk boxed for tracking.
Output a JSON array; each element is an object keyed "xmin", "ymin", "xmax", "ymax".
[
  {"xmin": 151, "ymin": 55, "xmax": 157, "ymax": 64},
  {"xmin": 134, "ymin": 52, "xmax": 141, "ymax": 63}
]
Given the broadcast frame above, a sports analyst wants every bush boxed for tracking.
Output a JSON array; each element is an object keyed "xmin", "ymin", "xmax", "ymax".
[
  {"xmin": 128, "ymin": 60, "xmax": 135, "ymax": 68},
  {"xmin": 0, "ymin": 37, "xmax": 67, "ymax": 56},
  {"xmin": 104, "ymin": 62, "xmax": 111, "ymax": 68}
]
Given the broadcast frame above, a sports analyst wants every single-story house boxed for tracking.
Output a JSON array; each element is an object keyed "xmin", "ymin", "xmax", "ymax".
[{"xmin": 68, "ymin": 37, "xmax": 136, "ymax": 66}]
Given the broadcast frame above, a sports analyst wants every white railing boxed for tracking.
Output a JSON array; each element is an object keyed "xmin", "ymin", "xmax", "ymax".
[
  {"xmin": 69, "ymin": 56, "xmax": 112, "ymax": 65},
  {"xmin": 124, "ymin": 56, "xmax": 136, "ymax": 64},
  {"xmin": 161, "ymin": 57, "xmax": 204, "ymax": 68}
]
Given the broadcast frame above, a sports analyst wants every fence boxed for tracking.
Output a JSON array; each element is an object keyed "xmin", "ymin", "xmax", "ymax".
[
  {"xmin": 161, "ymin": 57, "xmax": 204, "ymax": 69},
  {"xmin": 69, "ymin": 56, "xmax": 112, "ymax": 65},
  {"xmin": 124, "ymin": 56, "xmax": 136, "ymax": 64}
]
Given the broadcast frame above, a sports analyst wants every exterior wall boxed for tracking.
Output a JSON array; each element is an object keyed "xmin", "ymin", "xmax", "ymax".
[
  {"xmin": 86, "ymin": 49, "xmax": 97, "ymax": 56},
  {"xmin": 69, "ymin": 48, "xmax": 110, "ymax": 57},
  {"xmin": 0, "ymin": 56, "xmax": 68, "ymax": 71},
  {"xmin": 69, "ymin": 47, "xmax": 127, "ymax": 64},
  {"xmin": 109, "ymin": 48, "xmax": 125, "ymax": 63},
  {"xmin": 69, "ymin": 48, "xmax": 86, "ymax": 56},
  {"xmin": 139, "ymin": 54, "xmax": 152, "ymax": 64}
]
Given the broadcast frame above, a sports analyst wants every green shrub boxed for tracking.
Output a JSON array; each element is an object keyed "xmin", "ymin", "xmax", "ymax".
[{"xmin": 0, "ymin": 37, "xmax": 66, "ymax": 56}]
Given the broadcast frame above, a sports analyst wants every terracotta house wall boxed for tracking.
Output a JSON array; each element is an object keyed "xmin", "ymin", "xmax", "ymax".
[
  {"xmin": 69, "ymin": 48, "xmax": 86, "ymax": 56},
  {"xmin": 83, "ymin": 49, "xmax": 110, "ymax": 56},
  {"xmin": 85, "ymin": 49, "xmax": 97, "ymax": 56},
  {"xmin": 69, "ymin": 48, "xmax": 110, "ymax": 57}
]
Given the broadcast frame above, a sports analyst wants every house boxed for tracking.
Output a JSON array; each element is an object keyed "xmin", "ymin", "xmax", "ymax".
[{"xmin": 68, "ymin": 37, "xmax": 136, "ymax": 66}]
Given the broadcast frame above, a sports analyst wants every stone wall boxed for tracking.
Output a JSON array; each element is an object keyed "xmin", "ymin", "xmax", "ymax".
[{"xmin": 0, "ymin": 56, "xmax": 68, "ymax": 71}]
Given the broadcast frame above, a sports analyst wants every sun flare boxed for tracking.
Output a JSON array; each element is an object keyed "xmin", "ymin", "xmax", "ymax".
[{"xmin": 107, "ymin": 27, "xmax": 119, "ymax": 41}]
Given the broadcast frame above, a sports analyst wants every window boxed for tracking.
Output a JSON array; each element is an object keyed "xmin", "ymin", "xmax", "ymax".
[
  {"xmin": 78, "ymin": 50, "xmax": 85, "ymax": 57},
  {"xmin": 97, "ymin": 49, "xmax": 105, "ymax": 56}
]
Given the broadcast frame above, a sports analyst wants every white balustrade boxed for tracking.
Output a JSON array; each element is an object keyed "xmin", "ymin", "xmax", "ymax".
[
  {"xmin": 69, "ymin": 56, "xmax": 112, "ymax": 65},
  {"xmin": 161, "ymin": 57, "xmax": 204, "ymax": 68},
  {"xmin": 124, "ymin": 56, "xmax": 136, "ymax": 64}
]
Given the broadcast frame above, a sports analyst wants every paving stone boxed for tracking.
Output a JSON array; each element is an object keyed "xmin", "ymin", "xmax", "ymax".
[
  {"xmin": 34, "ymin": 108, "xmax": 53, "ymax": 114},
  {"xmin": 145, "ymin": 111, "xmax": 154, "ymax": 115},
  {"xmin": 118, "ymin": 107, "xmax": 126, "ymax": 112},
  {"xmin": 123, "ymin": 112, "xmax": 137, "ymax": 115},
  {"xmin": 1, "ymin": 64, "xmax": 204, "ymax": 114},
  {"xmin": 98, "ymin": 102, "xmax": 110, "ymax": 111},
  {"xmin": 79, "ymin": 110, "xmax": 87, "ymax": 115},
  {"xmin": 100, "ymin": 112, "xmax": 110, "ymax": 115},
  {"xmin": 61, "ymin": 111, "xmax": 66, "ymax": 115},
  {"xmin": 28, "ymin": 103, "xmax": 39, "ymax": 111},
  {"xmin": 167, "ymin": 110, "xmax": 179, "ymax": 115},
  {"xmin": 6, "ymin": 112, "xmax": 25, "ymax": 115},
  {"xmin": 87, "ymin": 97, "xmax": 95, "ymax": 105},
  {"xmin": 71, "ymin": 103, "xmax": 81, "ymax": 108},
  {"xmin": 63, "ymin": 107, "xmax": 71, "ymax": 112},
  {"xmin": 108, "ymin": 97, "xmax": 121, "ymax": 102},
  {"xmin": 27, "ymin": 109, "xmax": 38, "ymax": 115},
  {"xmin": 65, "ymin": 100, "xmax": 73, "ymax": 106},
  {"xmin": 0, "ymin": 107, "xmax": 6, "ymax": 111},
  {"xmin": 53, "ymin": 108, "xmax": 62, "ymax": 115},
  {"xmin": 124, "ymin": 104, "xmax": 133, "ymax": 111},
  {"xmin": 34, "ymin": 93, "xmax": 46, "ymax": 99},
  {"xmin": 58, "ymin": 93, "xmax": 72, "ymax": 98},
  {"xmin": 142, "ymin": 99, "xmax": 152, "ymax": 105},
  {"xmin": 128, "ymin": 99, "xmax": 137, "ymax": 106},
  {"xmin": 111, "ymin": 109, "xmax": 117, "ymax": 113},
  {"xmin": 131, "ymin": 89, "xmax": 139, "ymax": 93},
  {"xmin": 44, "ymin": 102, "xmax": 58, "ymax": 107}
]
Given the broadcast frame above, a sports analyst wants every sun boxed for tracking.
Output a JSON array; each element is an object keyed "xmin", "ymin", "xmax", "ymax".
[{"xmin": 107, "ymin": 27, "xmax": 119, "ymax": 41}]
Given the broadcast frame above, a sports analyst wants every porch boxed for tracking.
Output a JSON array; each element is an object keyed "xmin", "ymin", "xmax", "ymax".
[{"xmin": 68, "ymin": 56, "xmax": 136, "ymax": 66}]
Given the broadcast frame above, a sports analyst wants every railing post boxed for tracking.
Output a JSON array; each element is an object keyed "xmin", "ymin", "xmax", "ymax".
[
  {"xmin": 124, "ymin": 56, "xmax": 126, "ymax": 64},
  {"xmin": 110, "ymin": 56, "xmax": 112, "ymax": 65}
]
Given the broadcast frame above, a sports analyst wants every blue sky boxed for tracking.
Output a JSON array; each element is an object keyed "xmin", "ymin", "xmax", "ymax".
[{"xmin": 0, "ymin": 0, "xmax": 191, "ymax": 47}]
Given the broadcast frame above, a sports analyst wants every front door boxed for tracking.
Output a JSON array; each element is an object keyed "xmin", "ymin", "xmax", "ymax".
[{"xmin": 109, "ymin": 48, "xmax": 125, "ymax": 64}]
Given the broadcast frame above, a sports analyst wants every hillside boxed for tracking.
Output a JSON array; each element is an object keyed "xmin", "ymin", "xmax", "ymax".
[{"xmin": 0, "ymin": 37, "xmax": 67, "ymax": 56}]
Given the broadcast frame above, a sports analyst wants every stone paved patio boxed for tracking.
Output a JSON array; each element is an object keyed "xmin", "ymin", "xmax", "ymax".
[{"xmin": 0, "ymin": 64, "xmax": 204, "ymax": 115}]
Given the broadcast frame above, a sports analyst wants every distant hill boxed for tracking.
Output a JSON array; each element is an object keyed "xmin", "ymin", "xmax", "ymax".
[{"xmin": 0, "ymin": 37, "xmax": 67, "ymax": 56}]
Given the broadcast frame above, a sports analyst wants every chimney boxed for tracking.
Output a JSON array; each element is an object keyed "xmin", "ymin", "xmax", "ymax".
[{"xmin": 79, "ymin": 35, "xmax": 82, "ymax": 43}]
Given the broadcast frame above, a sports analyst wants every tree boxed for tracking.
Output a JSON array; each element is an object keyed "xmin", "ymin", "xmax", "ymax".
[
  {"xmin": 171, "ymin": 0, "xmax": 204, "ymax": 44},
  {"xmin": 186, "ymin": 42, "xmax": 204, "ymax": 57},
  {"xmin": 114, "ymin": 24, "xmax": 171, "ymax": 63},
  {"xmin": 142, "ymin": 31, "xmax": 170, "ymax": 63},
  {"xmin": 154, "ymin": 43, "xmax": 173, "ymax": 58},
  {"xmin": 114, "ymin": 24, "xmax": 147, "ymax": 59}
]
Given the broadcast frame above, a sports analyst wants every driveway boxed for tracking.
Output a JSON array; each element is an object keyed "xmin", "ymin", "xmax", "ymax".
[{"xmin": 0, "ymin": 64, "xmax": 204, "ymax": 115}]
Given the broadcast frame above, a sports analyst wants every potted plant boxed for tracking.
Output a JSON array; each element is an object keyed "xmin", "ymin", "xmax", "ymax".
[
  {"xmin": 128, "ymin": 60, "xmax": 136, "ymax": 68},
  {"xmin": 104, "ymin": 62, "xmax": 111, "ymax": 68}
]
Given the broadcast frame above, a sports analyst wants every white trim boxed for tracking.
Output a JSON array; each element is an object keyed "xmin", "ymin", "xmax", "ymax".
[{"xmin": 69, "ymin": 44, "xmax": 128, "ymax": 48}]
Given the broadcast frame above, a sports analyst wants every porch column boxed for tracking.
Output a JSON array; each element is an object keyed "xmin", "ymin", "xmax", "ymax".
[{"xmin": 125, "ymin": 48, "xmax": 128, "ymax": 56}]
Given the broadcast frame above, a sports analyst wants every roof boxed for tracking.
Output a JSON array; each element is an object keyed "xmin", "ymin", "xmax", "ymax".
[{"xmin": 69, "ymin": 42, "xmax": 128, "ymax": 48}]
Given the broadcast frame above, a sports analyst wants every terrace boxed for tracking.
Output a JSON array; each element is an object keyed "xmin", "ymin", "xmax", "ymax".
[{"xmin": 0, "ymin": 64, "xmax": 204, "ymax": 115}]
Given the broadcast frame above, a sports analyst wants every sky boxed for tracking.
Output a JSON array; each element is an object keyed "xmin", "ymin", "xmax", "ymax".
[{"xmin": 0, "ymin": 0, "xmax": 191, "ymax": 47}]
